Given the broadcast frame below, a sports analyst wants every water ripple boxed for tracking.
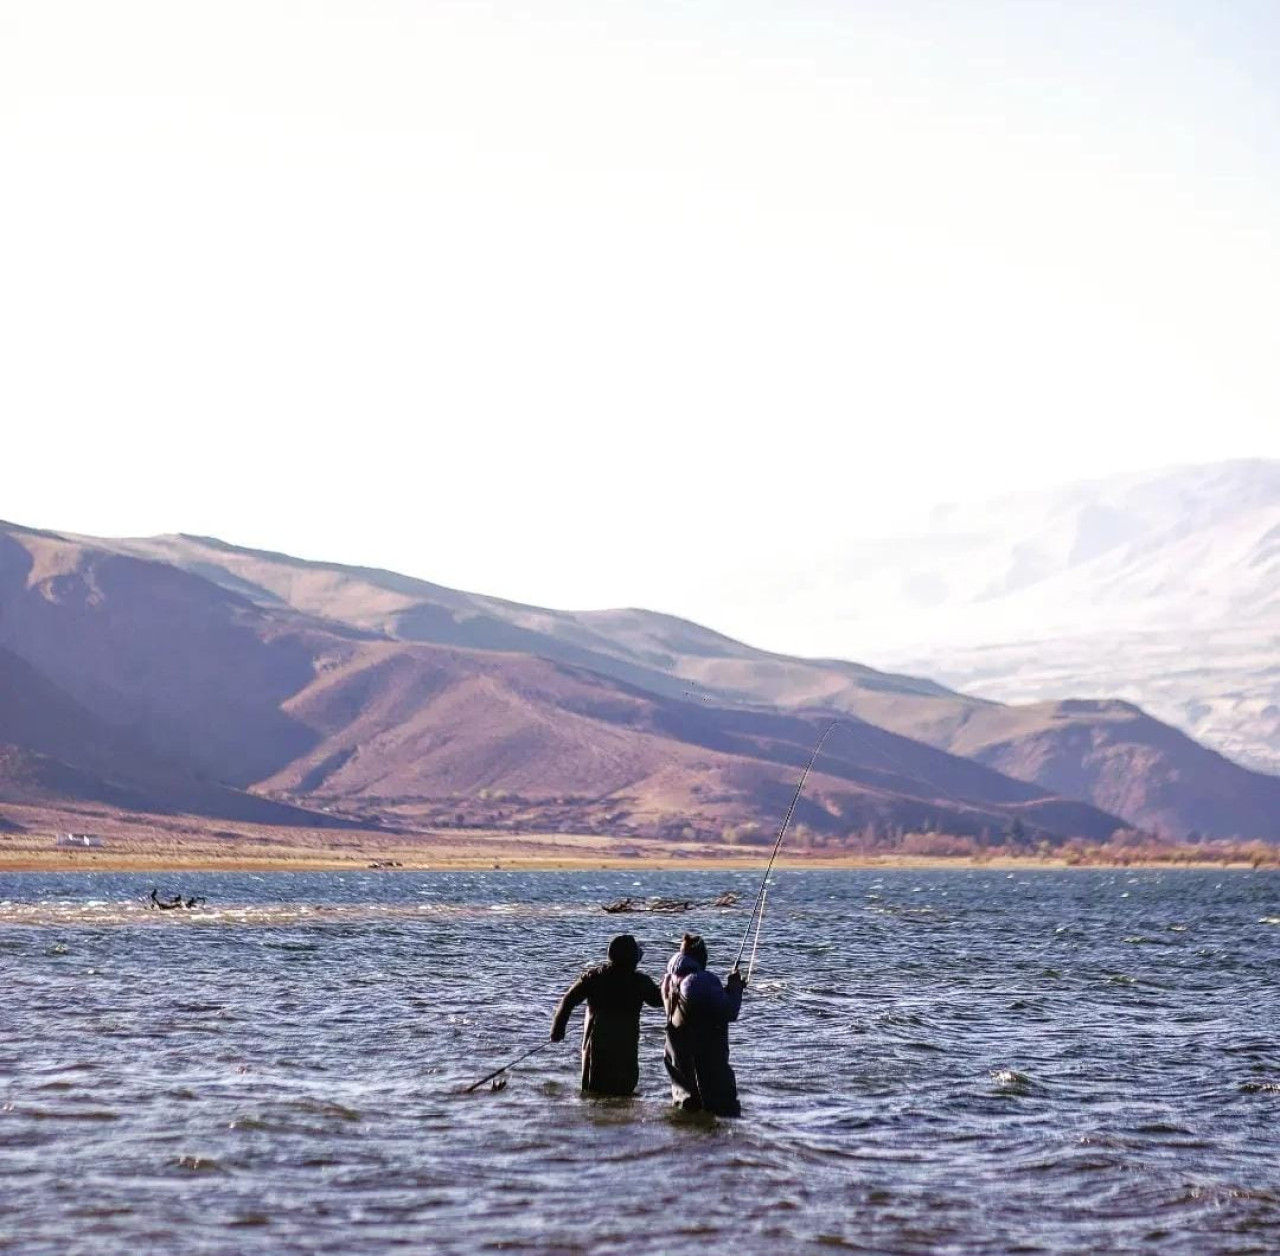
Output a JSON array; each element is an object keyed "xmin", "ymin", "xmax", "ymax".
[{"xmin": 1, "ymin": 867, "xmax": 1278, "ymax": 1253}]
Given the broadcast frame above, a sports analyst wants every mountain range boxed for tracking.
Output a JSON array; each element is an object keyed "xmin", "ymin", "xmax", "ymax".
[
  {"xmin": 777, "ymin": 459, "xmax": 1279, "ymax": 776},
  {"xmin": 1, "ymin": 511, "xmax": 1277, "ymax": 844}
]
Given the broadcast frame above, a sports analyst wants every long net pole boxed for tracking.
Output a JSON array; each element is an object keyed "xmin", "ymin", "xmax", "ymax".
[{"xmin": 461, "ymin": 1039, "xmax": 551, "ymax": 1093}]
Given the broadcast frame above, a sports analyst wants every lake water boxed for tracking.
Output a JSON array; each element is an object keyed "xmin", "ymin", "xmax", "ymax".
[{"xmin": 1, "ymin": 868, "xmax": 1278, "ymax": 1254}]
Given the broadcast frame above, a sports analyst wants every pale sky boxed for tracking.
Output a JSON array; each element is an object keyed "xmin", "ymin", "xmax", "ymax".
[{"xmin": 2, "ymin": 1, "xmax": 1278, "ymax": 643}]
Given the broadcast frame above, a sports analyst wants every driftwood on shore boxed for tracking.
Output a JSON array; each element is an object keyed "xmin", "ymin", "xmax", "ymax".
[{"xmin": 601, "ymin": 891, "xmax": 739, "ymax": 915}]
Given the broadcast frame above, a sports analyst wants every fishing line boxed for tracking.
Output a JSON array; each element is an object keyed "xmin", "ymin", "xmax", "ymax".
[{"xmin": 745, "ymin": 887, "xmax": 767, "ymax": 985}]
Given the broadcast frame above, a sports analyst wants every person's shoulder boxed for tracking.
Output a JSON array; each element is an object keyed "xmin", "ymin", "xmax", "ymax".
[{"xmin": 681, "ymin": 969, "xmax": 722, "ymax": 997}]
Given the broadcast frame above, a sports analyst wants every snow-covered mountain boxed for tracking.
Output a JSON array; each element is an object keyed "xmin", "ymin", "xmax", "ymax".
[{"xmin": 836, "ymin": 461, "xmax": 1279, "ymax": 772}]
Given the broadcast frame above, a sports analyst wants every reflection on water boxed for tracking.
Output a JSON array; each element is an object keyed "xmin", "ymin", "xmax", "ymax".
[{"xmin": 2, "ymin": 869, "xmax": 1279, "ymax": 1254}]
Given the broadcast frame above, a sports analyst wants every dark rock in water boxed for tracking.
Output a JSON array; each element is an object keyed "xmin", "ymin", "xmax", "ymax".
[
  {"xmin": 603, "ymin": 897, "xmax": 640, "ymax": 914},
  {"xmin": 601, "ymin": 892, "xmax": 739, "ymax": 914},
  {"xmin": 149, "ymin": 888, "xmax": 207, "ymax": 910},
  {"xmin": 647, "ymin": 898, "xmax": 695, "ymax": 913}
]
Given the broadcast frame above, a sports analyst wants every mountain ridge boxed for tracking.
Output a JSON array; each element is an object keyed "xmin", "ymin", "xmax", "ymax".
[
  {"xmin": 0, "ymin": 521, "xmax": 1138, "ymax": 842},
  {"xmin": 847, "ymin": 460, "xmax": 1279, "ymax": 773},
  {"xmin": 1, "ymin": 515, "xmax": 1274, "ymax": 841},
  {"xmin": 100, "ymin": 527, "xmax": 1279, "ymax": 839}
]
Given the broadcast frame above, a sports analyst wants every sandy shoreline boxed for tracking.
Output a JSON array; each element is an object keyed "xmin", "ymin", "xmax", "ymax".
[{"xmin": 0, "ymin": 846, "xmax": 1266, "ymax": 874}]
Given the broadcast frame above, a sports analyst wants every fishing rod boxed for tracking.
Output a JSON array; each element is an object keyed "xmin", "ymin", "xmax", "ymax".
[
  {"xmin": 732, "ymin": 719, "xmax": 840, "ymax": 974},
  {"xmin": 730, "ymin": 707, "xmax": 1018, "ymax": 979},
  {"xmin": 461, "ymin": 1039, "xmax": 552, "ymax": 1093}
]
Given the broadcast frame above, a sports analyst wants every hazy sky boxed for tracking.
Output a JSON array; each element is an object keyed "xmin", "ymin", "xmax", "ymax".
[{"xmin": 3, "ymin": 1, "xmax": 1278, "ymax": 639}]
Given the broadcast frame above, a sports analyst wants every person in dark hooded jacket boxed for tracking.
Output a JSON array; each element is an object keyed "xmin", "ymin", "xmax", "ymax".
[
  {"xmin": 661, "ymin": 932, "xmax": 744, "ymax": 1117},
  {"xmin": 550, "ymin": 934, "xmax": 663, "ymax": 1096}
]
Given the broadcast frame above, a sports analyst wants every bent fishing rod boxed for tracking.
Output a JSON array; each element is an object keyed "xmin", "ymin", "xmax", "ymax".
[
  {"xmin": 732, "ymin": 719, "xmax": 840, "ymax": 975},
  {"xmin": 732, "ymin": 712, "xmax": 976, "ymax": 979}
]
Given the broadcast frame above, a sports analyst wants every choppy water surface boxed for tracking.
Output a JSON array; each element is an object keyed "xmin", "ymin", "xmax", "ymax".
[{"xmin": 2, "ymin": 869, "xmax": 1279, "ymax": 1254}]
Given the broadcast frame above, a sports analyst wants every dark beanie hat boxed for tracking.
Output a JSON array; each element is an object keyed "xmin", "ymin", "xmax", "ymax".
[{"xmin": 608, "ymin": 934, "xmax": 643, "ymax": 966}]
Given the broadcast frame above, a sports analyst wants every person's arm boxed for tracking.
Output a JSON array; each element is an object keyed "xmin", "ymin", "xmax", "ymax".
[
  {"xmin": 639, "ymin": 973, "xmax": 663, "ymax": 1009},
  {"xmin": 685, "ymin": 971, "xmax": 742, "ymax": 1022},
  {"xmin": 724, "ymin": 970, "xmax": 744, "ymax": 1022},
  {"xmin": 551, "ymin": 974, "xmax": 590, "ymax": 1041}
]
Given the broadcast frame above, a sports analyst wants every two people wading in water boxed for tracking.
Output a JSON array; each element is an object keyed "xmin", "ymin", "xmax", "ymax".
[{"xmin": 550, "ymin": 931, "xmax": 745, "ymax": 1116}]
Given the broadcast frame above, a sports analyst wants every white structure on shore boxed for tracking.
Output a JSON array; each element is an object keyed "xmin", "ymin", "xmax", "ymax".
[{"xmin": 55, "ymin": 833, "xmax": 102, "ymax": 848}]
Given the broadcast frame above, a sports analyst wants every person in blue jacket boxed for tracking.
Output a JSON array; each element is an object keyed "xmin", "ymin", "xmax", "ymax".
[
  {"xmin": 661, "ymin": 932, "xmax": 745, "ymax": 1116},
  {"xmin": 550, "ymin": 934, "xmax": 663, "ymax": 1096}
]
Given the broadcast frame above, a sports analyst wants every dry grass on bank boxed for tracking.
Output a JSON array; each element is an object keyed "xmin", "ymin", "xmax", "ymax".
[{"xmin": 0, "ymin": 803, "xmax": 1275, "ymax": 873}]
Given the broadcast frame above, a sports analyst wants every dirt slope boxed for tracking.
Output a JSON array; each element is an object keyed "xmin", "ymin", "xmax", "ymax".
[
  {"xmin": 0, "ymin": 522, "xmax": 1128, "ymax": 841},
  {"xmin": 109, "ymin": 531, "xmax": 1280, "ymax": 839}
]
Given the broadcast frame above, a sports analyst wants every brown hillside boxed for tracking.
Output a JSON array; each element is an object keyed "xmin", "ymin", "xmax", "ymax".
[
  {"xmin": 938, "ymin": 699, "xmax": 1280, "ymax": 841},
  {"xmin": 0, "ymin": 529, "xmax": 324, "ymax": 784},
  {"xmin": 0, "ymin": 523, "xmax": 1126, "ymax": 841},
  {"xmin": 0, "ymin": 644, "xmax": 347, "ymax": 827},
  {"xmin": 260, "ymin": 641, "xmax": 1124, "ymax": 840},
  {"xmin": 113, "ymin": 532, "xmax": 1280, "ymax": 839}
]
